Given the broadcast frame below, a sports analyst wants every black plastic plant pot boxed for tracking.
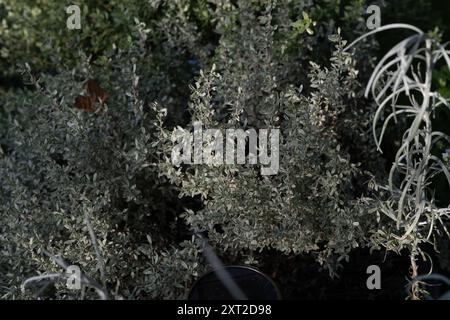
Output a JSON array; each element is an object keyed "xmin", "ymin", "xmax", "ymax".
[{"xmin": 189, "ymin": 266, "xmax": 282, "ymax": 300}]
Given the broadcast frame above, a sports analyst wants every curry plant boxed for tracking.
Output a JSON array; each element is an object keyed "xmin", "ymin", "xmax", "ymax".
[{"xmin": 346, "ymin": 23, "xmax": 450, "ymax": 298}]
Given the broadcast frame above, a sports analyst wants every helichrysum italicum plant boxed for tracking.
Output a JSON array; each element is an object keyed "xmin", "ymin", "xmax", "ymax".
[{"xmin": 346, "ymin": 23, "xmax": 450, "ymax": 298}]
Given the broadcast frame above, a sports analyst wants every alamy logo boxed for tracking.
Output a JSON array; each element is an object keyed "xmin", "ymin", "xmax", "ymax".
[
  {"xmin": 366, "ymin": 5, "xmax": 381, "ymax": 30},
  {"xmin": 66, "ymin": 265, "xmax": 81, "ymax": 290},
  {"xmin": 171, "ymin": 122, "xmax": 279, "ymax": 175},
  {"xmin": 366, "ymin": 265, "xmax": 381, "ymax": 290},
  {"xmin": 66, "ymin": 5, "xmax": 81, "ymax": 30}
]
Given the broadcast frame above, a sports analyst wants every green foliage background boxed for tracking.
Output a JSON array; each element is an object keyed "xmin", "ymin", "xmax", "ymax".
[{"xmin": 0, "ymin": 0, "xmax": 449, "ymax": 299}]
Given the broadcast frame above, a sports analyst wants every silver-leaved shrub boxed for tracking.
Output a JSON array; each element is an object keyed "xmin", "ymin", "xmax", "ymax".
[
  {"xmin": 0, "ymin": 24, "xmax": 205, "ymax": 299},
  {"xmin": 158, "ymin": 3, "xmax": 382, "ymax": 276}
]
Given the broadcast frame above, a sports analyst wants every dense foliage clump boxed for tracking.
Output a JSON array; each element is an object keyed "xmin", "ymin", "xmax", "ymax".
[{"xmin": 159, "ymin": 4, "xmax": 381, "ymax": 274}]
